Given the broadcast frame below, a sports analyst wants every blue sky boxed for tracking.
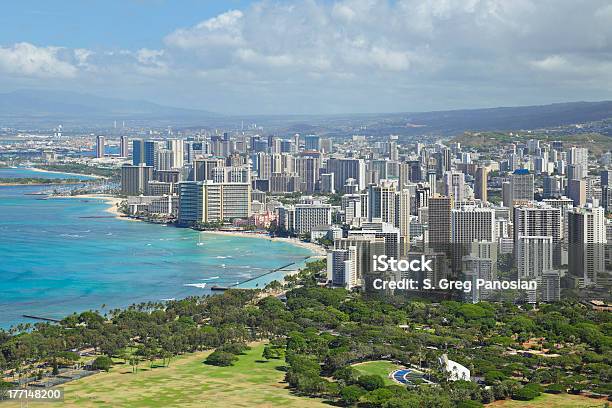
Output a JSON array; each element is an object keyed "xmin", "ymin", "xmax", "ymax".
[
  {"xmin": 0, "ymin": 0, "xmax": 611, "ymax": 115},
  {"xmin": 0, "ymin": 1, "xmax": 251, "ymax": 49}
]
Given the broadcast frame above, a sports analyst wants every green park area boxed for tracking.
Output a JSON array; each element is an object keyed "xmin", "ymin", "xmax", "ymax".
[
  {"xmin": 350, "ymin": 361, "xmax": 400, "ymax": 386},
  {"xmin": 2, "ymin": 343, "xmax": 327, "ymax": 408},
  {"xmin": 489, "ymin": 392, "xmax": 607, "ymax": 407}
]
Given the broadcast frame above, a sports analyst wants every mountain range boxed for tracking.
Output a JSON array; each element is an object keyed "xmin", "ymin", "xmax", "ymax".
[{"xmin": 1, "ymin": 89, "xmax": 611, "ymax": 136}]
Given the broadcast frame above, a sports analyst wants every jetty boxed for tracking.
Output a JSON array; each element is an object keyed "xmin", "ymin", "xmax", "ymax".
[
  {"xmin": 229, "ymin": 256, "xmax": 311, "ymax": 288},
  {"xmin": 23, "ymin": 315, "xmax": 61, "ymax": 323}
]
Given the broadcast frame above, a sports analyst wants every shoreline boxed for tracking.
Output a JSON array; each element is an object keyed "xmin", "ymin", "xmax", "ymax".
[
  {"xmin": 51, "ymin": 194, "xmax": 126, "ymax": 218},
  {"xmin": 51, "ymin": 194, "xmax": 327, "ymax": 256},
  {"xmin": 202, "ymin": 230, "xmax": 327, "ymax": 256},
  {"xmin": 26, "ymin": 166, "xmax": 104, "ymax": 179},
  {"xmin": 1, "ymin": 182, "xmax": 79, "ymax": 186}
]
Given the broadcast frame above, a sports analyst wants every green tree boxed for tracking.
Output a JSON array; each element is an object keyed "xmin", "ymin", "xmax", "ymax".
[
  {"xmin": 358, "ymin": 374, "xmax": 385, "ymax": 391},
  {"xmin": 92, "ymin": 356, "xmax": 113, "ymax": 372},
  {"xmin": 339, "ymin": 384, "xmax": 366, "ymax": 406}
]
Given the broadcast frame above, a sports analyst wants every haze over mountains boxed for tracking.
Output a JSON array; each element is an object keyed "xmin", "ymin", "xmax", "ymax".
[{"xmin": 1, "ymin": 89, "xmax": 612, "ymax": 137}]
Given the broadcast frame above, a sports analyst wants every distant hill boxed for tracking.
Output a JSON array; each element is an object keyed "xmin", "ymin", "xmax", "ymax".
[
  {"xmin": 452, "ymin": 131, "xmax": 612, "ymax": 155},
  {"xmin": 0, "ymin": 89, "xmax": 217, "ymax": 123},
  {"xmin": 244, "ymin": 101, "xmax": 612, "ymax": 138},
  {"xmin": 0, "ymin": 90, "xmax": 611, "ymax": 135},
  {"xmin": 400, "ymin": 101, "xmax": 612, "ymax": 135}
]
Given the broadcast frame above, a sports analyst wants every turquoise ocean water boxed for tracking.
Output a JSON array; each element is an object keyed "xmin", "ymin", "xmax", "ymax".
[{"xmin": 0, "ymin": 169, "xmax": 312, "ymax": 328}]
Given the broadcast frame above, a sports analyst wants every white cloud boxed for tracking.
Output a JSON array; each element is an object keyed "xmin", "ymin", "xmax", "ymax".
[
  {"xmin": 2, "ymin": 1, "xmax": 612, "ymax": 114},
  {"xmin": 530, "ymin": 55, "xmax": 568, "ymax": 72},
  {"xmin": 164, "ymin": 10, "xmax": 244, "ymax": 49},
  {"xmin": 0, "ymin": 42, "xmax": 77, "ymax": 78}
]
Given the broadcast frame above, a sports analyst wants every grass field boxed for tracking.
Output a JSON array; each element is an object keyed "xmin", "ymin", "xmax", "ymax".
[
  {"xmin": 351, "ymin": 361, "xmax": 402, "ymax": 386},
  {"xmin": 488, "ymin": 393, "xmax": 608, "ymax": 408},
  {"xmin": 3, "ymin": 344, "xmax": 328, "ymax": 408}
]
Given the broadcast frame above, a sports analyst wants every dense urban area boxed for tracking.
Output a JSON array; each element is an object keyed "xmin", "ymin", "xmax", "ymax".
[{"xmin": 1, "ymin": 122, "xmax": 611, "ymax": 406}]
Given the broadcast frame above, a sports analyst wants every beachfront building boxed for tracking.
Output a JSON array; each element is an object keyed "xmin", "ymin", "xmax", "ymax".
[
  {"xmin": 293, "ymin": 203, "xmax": 332, "ymax": 235},
  {"xmin": 177, "ymin": 181, "xmax": 251, "ymax": 226},
  {"xmin": 121, "ymin": 164, "xmax": 153, "ymax": 196}
]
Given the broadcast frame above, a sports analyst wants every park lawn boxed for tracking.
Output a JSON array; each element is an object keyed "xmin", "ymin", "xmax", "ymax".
[
  {"xmin": 488, "ymin": 392, "xmax": 607, "ymax": 408},
  {"xmin": 4, "ymin": 343, "xmax": 328, "ymax": 408},
  {"xmin": 351, "ymin": 361, "xmax": 402, "ymax": 386}
]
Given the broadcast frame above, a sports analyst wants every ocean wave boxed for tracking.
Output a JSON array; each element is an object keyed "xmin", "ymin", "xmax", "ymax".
[
  {"xmin": 60, "ymin": 234, "xmax": 84, "ymax": 238},
  {"xmin": 184, "ymin": 283, "xmax": 207, "ymax": 289},
  {"xmin": 215, "ymin": 255, "xmax": 232, "ymax": 259},
  {"xmin": 201, "ymin": 276, "xmax": 219, "ymax": 281}
]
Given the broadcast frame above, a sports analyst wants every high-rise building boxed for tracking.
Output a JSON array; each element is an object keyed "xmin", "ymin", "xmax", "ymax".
[
  {"xmin": 568, "ymin": 147, "xmax": 588, "ymax": 180},
  {"xmin": 132, "ymin": 139, "xmax": 145, "ymax": 165},
  {"xmin": 326, "ymin": 158, "xmax": 366, "ymax": 192},
  {"xmin": 398, "ymin": 188, "xmax": 411, "ymax": 256},
  {"xmin": 144, "ymin": 140, "xmax": 160, "ymax": 168},
  {"xmin": 177, "ymin": 181, "xmax": 251, "ymax": 226},
  {"xmin": 295, "ymin": 153, "xmax": 321, "ymax": 193},
  {"xmin": 540, "ymin": 270, "xmax": 561, "ymax": 302},
  {"xmin": 320, "ymin": 173, "xmax": 335, "ymax": 194},
  {"xmin": 166, "ymin": 139, "xmax": 184, "ymax": 169},
  {"xmin": 341, "ymin": 194, "xmax": 364, "ymax": 224},
  {"xmin": 451, "ymin": 207, "xmax": 496, "ymax": 244},
  {"xmin": 600, "ymin": 169, "xmax": 612, "ymax": 188},
  {"xmin": 192, "ymin": 158, "xmax": 225, "ymax": 181},
  {"xmin": 95, "ymin": 135, "xmax": 105, "ymax": 158},
  {"xmin": 211, "ymin": 166, "xmax": 250, "ymax": 184},
  {"xmin": 427, "ymin": 195, "xmax": 452, "ymax": 252},
  {"xmin": 513, "ymin": 203, "xmax": 562, "ymax": 266},
  {"xmin": 156, "ymin": 149, "xmax": 174, "ymax": 171},
  {"xmin": 451, "ymin": 206, "xmax": 496, "ymax": 272},
  {"xmin": 121, "ymin": 164, "xmax": 153, "ymax": 195},
  {"xmin": 543, "ymin": 174, "xmax": 564, "ymax": 198},
  {"xmin": 510, "ymin": 169, "xmax": 534, "ymax": 203},
  {"xmin": 568, "ymin": 205, "xmax": 606, "ymax": 286},
  {"xmin": 120, "ymin": 136, "xmax": 129, "ymax": 158},
  {"xmin": 334, "ymin": 235, "xmax": 386, "ymax": 284},
  {"xmin": 567, "ymin": 178, "xmax": 587, "ymax": 207},
  {"xmin": 304, "ymin": 134, "xmax": 320, "ymax": 151},
  {"xmin": 367, "ymin": 180, "xmax": 398, "ymax": 223},
  {"xmin": 294, "ymin": 203, "xmax": 332, "ymax": 235},
  {"xmin": 517, "ymin": 236, "xmax": 553, "ymax": 279},
  {"xmin": 327, "ymin": 247, "xmax": 358, "ymax": 289},
  {"xmin": 474, "ymin": 166, "xmax": 488, "ymax": 202},
  {"xmin": 348, "ymin": 222, "xmax": 401, "ymax": 260},
  {"xmin": 443, "ymin": 171, "xmax": 466, "ymax": 203}
]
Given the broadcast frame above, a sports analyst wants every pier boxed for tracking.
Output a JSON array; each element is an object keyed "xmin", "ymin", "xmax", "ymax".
[
  {"xmin": 229, "ymin": 256, "xmax": 311, "ymax": 288},
  {"xmin": 23, "ymin": 315, "xmax": 62, "ymax": 323}
]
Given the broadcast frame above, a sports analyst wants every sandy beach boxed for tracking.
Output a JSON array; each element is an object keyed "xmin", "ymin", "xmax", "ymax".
[
  {"xmin": 202, "ymin": 230, "xmax": 327, "ymax": 256},
  {"xmin": 49, "ymin": 194, "xmax": 327, "ymax": 255},
  {"xmin": 27, "ymin": 167, "xmax": 104, "ymax": 179},
  {"xmin": 51, "ymin": 194, "xmax": 126, "ymax": 218}
]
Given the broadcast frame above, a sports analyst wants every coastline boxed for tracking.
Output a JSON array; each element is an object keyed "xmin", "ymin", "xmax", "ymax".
[
  {"xmin": 0, "ymin": 182, "xmax": 74, "ymax": 186},
  {"xmin": 202, "ymin": 230, "xmax": 327, "ymax": 256},
  {"xmin": 51, "ymin": 194, "xmax": 125, "ymax": 218},
  {"xmin": 54, "ymin": 194, "xmax": 327, "ymax": 257},
  {"xmin": 27, "ymin": 166, "xmax": 104, "ymax": 179}
]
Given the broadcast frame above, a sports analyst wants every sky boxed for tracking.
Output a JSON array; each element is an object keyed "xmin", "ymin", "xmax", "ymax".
[{"xmin": 0, "ymin": 0, "xmax": 611, "ymax": 115}]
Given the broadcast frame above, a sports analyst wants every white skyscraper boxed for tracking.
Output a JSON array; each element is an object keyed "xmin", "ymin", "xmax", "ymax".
[{"xmin": 443, "ymin": 171, "xmax": 465, "ymax": 203}]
